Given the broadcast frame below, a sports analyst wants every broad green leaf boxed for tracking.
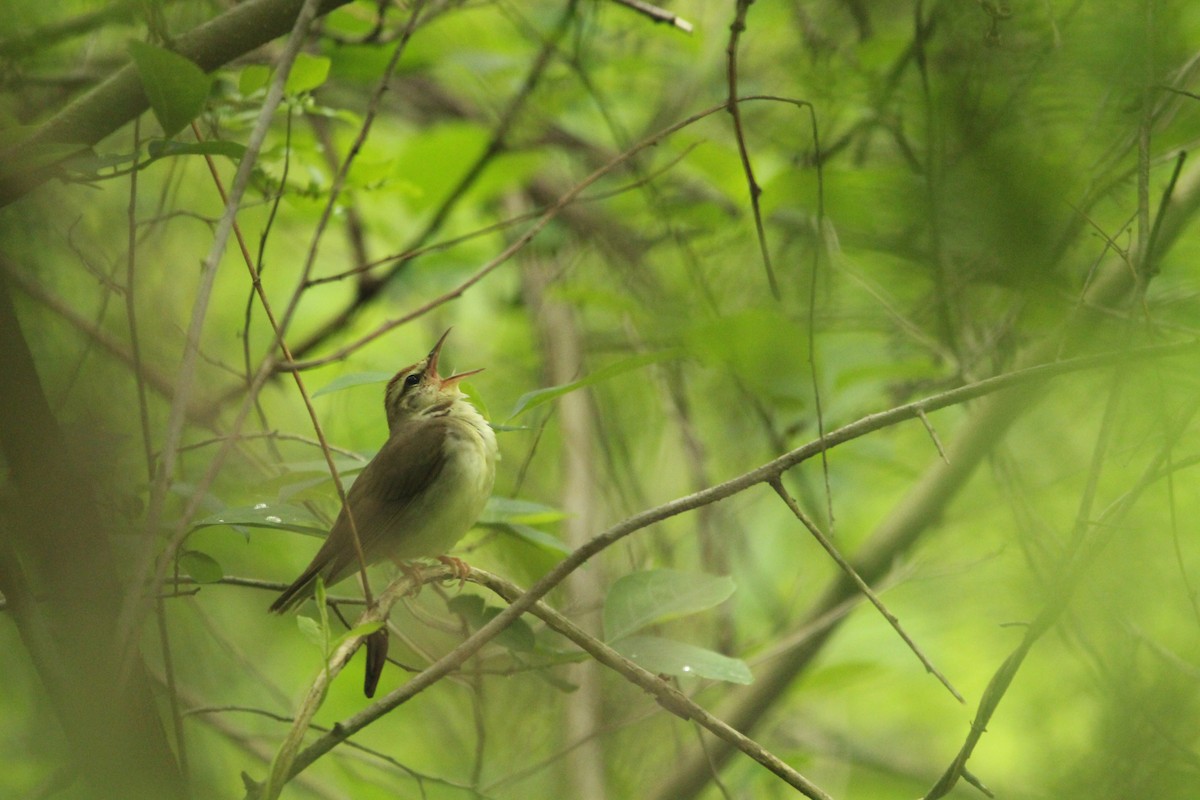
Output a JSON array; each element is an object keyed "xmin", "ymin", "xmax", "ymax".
[
  {"xmin": 179, "ymin": 550, "xmax": 223, "ymax": 584},
  {"xmin": 480, "ymin": 497, "xmax": 568, "ymax": 526},
  {"xmin": 508, "ymin": 349, "xmax": 681, "ymax": 420},
  {"xmin": 128, "ymin": 40, "xmax": 212, "ymax": 138},
  {"xmin": 312, "ymin": 371, "xmax": 392, "ymax": 398},
  {"xmin": 492, "ymin": 523, "xmax": 571, "ymax": 555},
  {"xmin": 192, "ymin": 504, "xmax": 326, "ymax": 535},
  {"xmin": 603, "ymin": 569, "xmax": 735, "ymax": 642},
  {"xmin": 610, "ymin": 635, "xmax": 753, "ymax": 684},
  {"xmin": 286, "ymin": 53, "xmax": 331, "ymax": 94},
  {"xmin": 146, "ymin": 139, "xmax": 246, "ymax": 162}
]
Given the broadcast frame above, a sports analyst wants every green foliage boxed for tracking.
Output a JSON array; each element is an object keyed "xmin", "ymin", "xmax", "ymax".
[
  {"xmin": 128, "ymin": 40, "xmax": 212, "ymax": 138},
  {"xmin": 4, "ymin": 2, "xmax": 1200, "ymax": 800},
  {"xmin": 602, "ymin": 569, "xmax": 735, "ymax": 642},
  {"xmin": 610, "ymin": 635, "xmax": 753, "ymax": 685}
]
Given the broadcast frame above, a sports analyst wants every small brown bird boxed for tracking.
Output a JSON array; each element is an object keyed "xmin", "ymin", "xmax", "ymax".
[{"xmin": 269, "ymin": 330, "xmax": 498, "ymax": 654}]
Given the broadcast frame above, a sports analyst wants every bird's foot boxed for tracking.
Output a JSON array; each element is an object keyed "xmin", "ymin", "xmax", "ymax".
[
  {"xmin": 436, "ymin": 555, "xmax": 471, "ymax": 589},
  {"xmin": 391, "ymin": 559, "xmax": 426, "ymax": 596}
]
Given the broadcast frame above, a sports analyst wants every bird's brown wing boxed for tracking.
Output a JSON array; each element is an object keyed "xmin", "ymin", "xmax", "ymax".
[{"xmin": 268, "ymin": 418, "xmax": 449, "ymax": 613}]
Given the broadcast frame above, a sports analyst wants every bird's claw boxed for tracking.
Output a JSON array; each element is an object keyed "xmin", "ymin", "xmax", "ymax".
[{"xmin": 436, "ymin": 555, "xmax": 471, "ymax": 589}]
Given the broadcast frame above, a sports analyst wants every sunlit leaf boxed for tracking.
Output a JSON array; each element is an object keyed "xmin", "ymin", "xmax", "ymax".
[
  {"xmin": 333, "ymin": 621, "xmax": 384, "ymax": 649},
  {"xmin": 610, "ymin": 634, "xmax": 752, "ymax": 684},
  {"xmin": 238, "ymin": 64, "xmax": 271, "ymax": 96},
  {"xmin": 480, "ymin": 497, "xmax": 568, "ymax": 526},
  {"xmin": 286, "ymin": 53, "xmax": 331, "ymax": 94},
  {"xmin": 603, "ymin": 569, "xmax": 735, "ymax": 642}
]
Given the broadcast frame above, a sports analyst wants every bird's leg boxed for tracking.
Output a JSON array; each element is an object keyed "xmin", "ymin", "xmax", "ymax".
[{"xmin": 436, "ymin": 555, "xmax": 471, "ymax": 589}]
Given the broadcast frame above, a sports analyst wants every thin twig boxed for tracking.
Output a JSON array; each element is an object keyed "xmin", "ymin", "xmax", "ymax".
[
  {"xmin": 915, "ymin": 407, "xmax": 949, "ymax": 463},
  {"xmin": 725, "ymin": 0, "xmax": 778, "ymax": 299},
  {"xmin": 770, "ymin": 477, "xmax": 963, "ymax": 703}
]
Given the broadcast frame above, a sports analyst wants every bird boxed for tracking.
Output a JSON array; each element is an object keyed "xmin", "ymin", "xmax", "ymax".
[{"xmin": 269, "ymin": 329, "xmax": 498, "ymax": 692}]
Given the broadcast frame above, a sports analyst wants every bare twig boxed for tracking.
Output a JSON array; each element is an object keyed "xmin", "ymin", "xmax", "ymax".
[
  {"xmin": 769, "ymin": 478, "xmax": 964, "ymax": 702},
  {"xmin": 725, "ymin": 1, "xmax": 778, "ymax": 299}
]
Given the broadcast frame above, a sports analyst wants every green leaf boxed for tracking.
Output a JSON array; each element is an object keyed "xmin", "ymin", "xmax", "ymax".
[
  {"xmin": 146, "ymin": 139, "xmax": 246, "ymax": 162},
  {"xmin": 480, "ymin": 497, "xmax": 568, "ymax": 526},
  {"xmin": 603, "ymin": 569, "xmax": 735, "ymax": 642},
  {"xmin": 610, "ymin": 635, "xmax": 753, "ymax": 684},
  {"xmin": 493, "ymin": 523, "xmax": 571, "ymax": 555},
  {"xmin": 179, "ymin": 550, "xmax": 223, "ymax": 584},
  {"xmin": 239, "ymin": 64, "xmax": 271, "ymax": 96},
  {"xmin": 128, "ymin": 40, "xmax": 212, "ymax": 138},
  {"xmin": 192, "ymin": 504, "xmax": 326, "ymax": 536},
  {"xmin": 312, "ymin": 371, "xmax": 392, "ymax": 398},
  {"xmin": 296, "ymin": 615, "xmax": 325, "ymax": 650},
  {"xmin": 286, "ymin": 53, "xmax": 331, "ymax": 94},
  {"xmin": 507, "ymin": 349, "xmax": 682, "ymax": 420},
  {"xmin": 333, "ymin": 621, "xmax": 384, "ymax": 649}
]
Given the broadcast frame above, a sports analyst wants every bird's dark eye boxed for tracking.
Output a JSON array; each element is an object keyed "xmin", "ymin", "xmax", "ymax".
[{"xmin": 403, "ymin": 373, "xmax": 421, "ymax": 388}]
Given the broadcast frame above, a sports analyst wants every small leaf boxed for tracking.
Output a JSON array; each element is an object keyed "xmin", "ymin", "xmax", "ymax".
[
  {"xmin": 333, "ymin": 621, "xmax": 384, "ymax": 649},
  {"xmin": 179, "ymin": 550, "xmax": 223, "ymax": 583},
  {"xmin": 610, "ymin": 635, "xmax": 753, "ymax": 684},
  {"xmin": 446, "ymin": 594, "xmax": 485, "ymax": 619},
  {"xmin": 239, "ymin": 64, "xmax": 271, "ymax": 96},
  {"xmin": 192, "ymin": 504, "xmax": 326, "ymax": 535},
  {"xmin": 285, "ymin": 53, "xmax": 331, "ymax": 94},
  {"xmin": 603, "ymin": 569, "xmax": 735, "ymax": 642},
  {"xmin": 312, "ymin": 371, "xmax": 392, "ymax": 398},
  {"xmin": 507, "ymin": 349, "xmax": 682, "ymax": 420},
  {"xmin": 128, "ymin": 40, "xmax": 212, "ymax": 138},
  {"xmin": 296, "ymin": 616, "xmax": 324, "ymax": 650}
]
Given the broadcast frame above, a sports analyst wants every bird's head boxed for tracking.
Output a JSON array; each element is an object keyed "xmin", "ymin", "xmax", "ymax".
[{"xmin": 384, "ymin": 329, "xmax": 483, "ymax": 432}]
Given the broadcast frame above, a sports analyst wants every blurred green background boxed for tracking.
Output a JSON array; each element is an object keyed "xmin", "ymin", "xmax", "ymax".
[{"xmin": 2, "ymin": 1, "xmax": 1200, "ymax": 798}]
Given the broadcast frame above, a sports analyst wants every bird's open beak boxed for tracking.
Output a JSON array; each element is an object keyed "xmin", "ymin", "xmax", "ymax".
[
  {"xmin": 425, "ymin": 328, "xmax": 483, "ymax": 388},
  {"xmin": 440, "ymin": 367, "xmax": 484, "ymax": 389},
  {"xmin": 425, "ymin": 328, "xmax": 453, "ymax": 380}
]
